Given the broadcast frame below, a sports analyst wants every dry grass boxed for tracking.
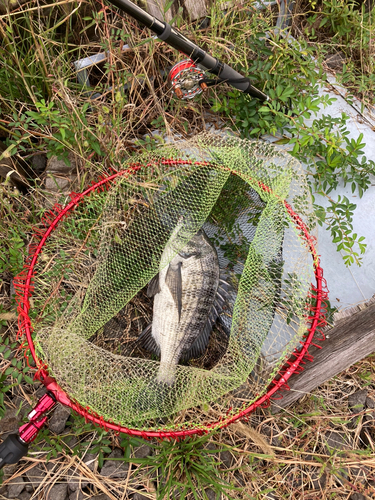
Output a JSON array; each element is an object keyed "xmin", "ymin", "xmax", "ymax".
[{"xmin": 0, "ymin": 1, "xmax": 375, "ymax": 499}]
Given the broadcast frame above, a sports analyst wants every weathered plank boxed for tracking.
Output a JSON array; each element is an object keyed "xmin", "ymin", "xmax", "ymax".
[
  {"xmin": 271, "ymin": 298, "xmax": 375, "ymax": 412},
  {"xmin": 143, "ymin": 0, "xmax": 212, "ymax": 23}
]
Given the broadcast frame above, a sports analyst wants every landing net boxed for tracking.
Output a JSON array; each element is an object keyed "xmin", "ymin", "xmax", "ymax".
[{"xmin": 16, "ymin": 132, "xmax": 326, "ymax": 434}]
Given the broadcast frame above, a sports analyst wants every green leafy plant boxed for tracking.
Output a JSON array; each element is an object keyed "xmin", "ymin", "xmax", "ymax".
[
  {"xmin": 210, "ymin": 26, "xmax": 374, "ymax": 266},
  {"xmin": 128, "ymin": 434, "xmax": 239, "ymax": 500}
]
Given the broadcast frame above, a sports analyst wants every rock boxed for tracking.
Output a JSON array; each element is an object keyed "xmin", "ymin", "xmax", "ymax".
[
  {"xmin": 204, "ymin": 489, "xmax": 221, "ymax": 500},
  {"xmin": 65, "ymin": 435, "xmax": 79, "ymax": 449},
  {"xmin": 219, "ymin": 450, "xmax": 234, "ymax": 469},
  {"xmin": 325, "ymin": 52, "xmax": 345, "ymax": 71},
  {"xmin": 69, "ymin": 490, "xmax": 85, "ymax": 500},
  {"xmin": 48, "ymin": 404, "xmax": 71, "ymax": 434},
  {"xmin": 350, "ymin": 494, "xmax": 367, "ymax": 500},
  {"xmin": 11, "ymin": 396, "xmax": 31, "ymax": 419},
  {"xmin": 133, "ymin": 444, "xmax": 152, "ymax": 459},
  {"xmin": 30, "ymin": 153, "xmax": 47, "ymax": 175},
  {"xmin": 46, "ymin": 482, "xmax": 68, "ymax": 500},
  {"xmin": 261, "ymin": 424, "xmax": 282, "ymax": 447},
  {"xmin": 45, "ymin": 153, "xmax": 77, "ymax": 194},
  {"xmin": 323, "ymin": 431, "xmax": 352, "ymax": 453},
  {"xmin": 132, "ymin": 493, "xmax": 150, "ymax": 500},
  {"xmin": 365, "ymin": 396, "xmax": 375, "ymax": 409},
  {"xmin": 7, "ymin": 477, "xmax": 25, "ymax": 498},
  {"xmin": 309, "ymin": 470, "xmax": 327, "ymax": 489},
  {"xmin": 0, "ymin": 408, "xmax": 22, "ymax": 435},
  {"xmin": 17, "ymin": 491, "xmax": 32, "ymax": 500},
  {"xmin": 67, "ymin": 452, "xmax": 96, "ymax": 492},
  {"xmin": 0, "ymin": 485, "xmax": 8, "ymax": 497},
  {"xmin": 26, "ymin": 464, "xmax": 47, "ymax": 489},
  {"xmin": 350, "ymin": 466, "xmax": 371, "ymax": 485},
  {"xmin": 90, "ymin": 495, "xmax": 112, "ymax": 500},
  {"xmin": 348, "ymin": 390, "xmax": 368, "ymax": 413},
  {"xmin": 2, "ymin": 463, "xmax": 17, "ymax": 480},
  {"xmin": 100, "ymin": 448, "xmax": 129, "ymax": 478}
]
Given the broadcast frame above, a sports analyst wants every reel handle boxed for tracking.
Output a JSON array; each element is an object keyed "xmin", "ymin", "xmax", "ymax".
[{"xmin": 0, "ymin": 434, "xmax": 28, "ymax": 470}]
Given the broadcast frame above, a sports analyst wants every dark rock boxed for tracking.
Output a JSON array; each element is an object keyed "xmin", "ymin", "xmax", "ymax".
[
  {"xmin": 309, "ymin": 470, "xmax": 327, "ymax": 489},
  {"xmin": 2, "ymin": 464, "xmax": 17, "ymax": 480},
  {"xmin": 133, "ymin": 444, "xmax": 152, "ymax": 459},
  {"xmin": 204, "ymin": 442, "xmax": 217, "ymax": 452},
  {"xmin": 67, "ymin": 453, "xmax": 96, "ymax": 492},
  {"xmin": 132, "ymin": 493, "xmax": 150, "ymax": 500},
  {"xmin": 204, "ymin": 489, "xmax": 221, "ymax": 500},
  {"xmin": 35, "ymin": 386, "xmax": 47, "ymax": 399},
  {"xmin": 234, "ymin": 470, "xmax": 245, "ymax": 487},
  {"xmin": 0, "ymin": 485, "xmax": 7, "ymax": 497},
  {"xmin": 350, "ymin": 466, "xmax": 371, "ymax": 485},
  {"xmin": 30, "ymin": 154, "xmax": 47, "ymax": 175},
  {"xmin": 26, "ymin": 464, "xmax": 47, "ymax": 489},
  {"xmin": 7, "ymin": 476, "xmax": 24, "ymax": 498},
  {"xmin": 261, "ymin": 424, "xmax": 282, "ymax": 447},
  {"xmin": 100, "ymin": 448, "xmax": 129, "ymax": 478},
  {"xmin": 90, "ymin": 495, "xmax": 112, "ymax": 500},
  {"xmin": 45, "ymin": 153, "xmax": 77, "ymax": 194},
  {"xmin": 17, "ymin": 491, "xmax": 32, "ymax": 500},
  {"xmin": 11, "ymin": 396, "xmax": 31, "ymax": 419},
  {"xmin": 365, "ymin": 397, "xmax": 375, "ymax": 409},
  {"xmin": 219, "ymin": 450, "xmax": 234, "ymax": 469},
  {"xmin": 0, "ymin": 408, "xmax": 22, "ymax": 435},
  {"xmin": 324, "ymin": 431, "xmax": 352, "ymax": 453},
  {"xmin": 65, "ymin": 435, "xmax": 79, "ymax": 449},
  {"xmin": 348, "ymin": 390, "xmax": 368, "ymax": 413},
  {"xmin": 46, "ymin": 482, "xmax": 68, "ymax": 500},
  {"xmin": 325, "ymin": 52, "xmax": 345, "ymax": 71},
  {"xmin": 350, "ymin": 494, "xmax": 367, "ymax": 500},
  {"xmin": 69, "ymin": 490, "xmax": 85, "ymax": 500},
  {"xmin": 48, "ymin": 404, "xmax": 71, "ymax": 434}
]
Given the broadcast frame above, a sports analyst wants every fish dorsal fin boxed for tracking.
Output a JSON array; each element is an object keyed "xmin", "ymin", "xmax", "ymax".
[
  {"xmin": 138, "ymin": 323, "xmax": 161, "ymax": 357},
  {"xmin": 165, "ymin": 262, "xmax": 182, "ymax": 321},
  {"xmin": 147, "ymin": 274, "xmax": 161, "ymax": 297},
  {"xmin": 180, "ymin": 274, "xmax": 233, "ymax": 362}
]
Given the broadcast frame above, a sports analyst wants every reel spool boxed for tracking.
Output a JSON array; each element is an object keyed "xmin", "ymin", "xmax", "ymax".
[{"xmin": 168, "ymin": 59, "xmax": 207, "ymax": 99}]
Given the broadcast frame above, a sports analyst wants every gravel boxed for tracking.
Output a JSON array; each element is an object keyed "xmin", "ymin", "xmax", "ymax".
[
  {"xmin": 48, "ymin": 404, "xmax": 71, "ymax": 434},
  {"xmin": 100, "ymin": 449, "xmax": 129, "ymax": 479},
  {"xmin": 7, "ymin": 477, "xmax": 25, "ymax": 498},
  {"xmin": 46, "ymin": 483, "xmax": 69, "ymax": 500}
]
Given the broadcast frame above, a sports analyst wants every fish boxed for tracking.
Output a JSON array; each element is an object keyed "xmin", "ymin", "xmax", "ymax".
[{"xmin": 139, "ymin": 223, "xmax": 231, "ymax": 386}]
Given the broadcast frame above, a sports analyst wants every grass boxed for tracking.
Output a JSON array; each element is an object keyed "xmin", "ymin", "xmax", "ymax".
[{"xmin": 0, "ymin": 0, "xmax": 375, "ymax": 498}]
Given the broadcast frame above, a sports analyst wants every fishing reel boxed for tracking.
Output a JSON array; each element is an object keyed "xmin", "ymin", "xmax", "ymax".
[{"xmin": 168, "ymin": 59, "xmax": 208, "ymax": 100}]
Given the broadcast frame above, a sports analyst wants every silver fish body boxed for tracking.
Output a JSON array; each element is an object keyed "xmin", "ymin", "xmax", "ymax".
[{"xmin": 140, "ymin": 225, "xmax": 229, "ymax": 386}]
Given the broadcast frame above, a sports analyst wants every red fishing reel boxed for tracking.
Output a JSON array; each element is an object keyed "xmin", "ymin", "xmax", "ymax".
[{"xmin": 168, "ymin": 59, "xmax": 207, "ymax": 100}]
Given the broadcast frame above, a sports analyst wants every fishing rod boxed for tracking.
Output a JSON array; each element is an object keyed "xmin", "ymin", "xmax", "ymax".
[
  {"xmin": 105, "ymin": 0, "xmax": 269, "ymax": 102},
  {"xmin": 0, "ymin": 1, "xmax": 272, "ymax": 472}
]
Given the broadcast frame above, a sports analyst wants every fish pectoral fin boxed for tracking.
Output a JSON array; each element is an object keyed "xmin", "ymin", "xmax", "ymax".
[
  {"xmin": 165, "ymin": 261, "xmax": 182, "ymax": 321},
  {"xmin": 138, "ymin": 323, "xmax": 161, "ymax": 357},
  {"xmin": 147, "ymin": 273, "xmax": 161, "ymax": 297},
  {"xmin": 180, "ymin": 319, "xmax": 212, "ymax": 362}
]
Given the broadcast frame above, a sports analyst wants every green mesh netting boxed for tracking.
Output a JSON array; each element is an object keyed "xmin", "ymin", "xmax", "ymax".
[{"xmin": 33, "ymin": 132, "xmax": 316, "ymax": 430}]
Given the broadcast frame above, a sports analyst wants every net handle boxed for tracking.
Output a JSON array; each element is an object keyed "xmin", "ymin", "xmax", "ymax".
[{"xmin": 15, "ymin": 163, "xmax": 327, "ymax": 438}]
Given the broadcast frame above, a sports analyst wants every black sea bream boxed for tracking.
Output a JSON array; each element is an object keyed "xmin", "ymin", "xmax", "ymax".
[{"xmin": 140, "ymin": 224, "xmax": 230, "ymax": 385}]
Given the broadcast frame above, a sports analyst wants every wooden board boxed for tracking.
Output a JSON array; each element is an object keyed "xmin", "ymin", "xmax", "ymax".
[
  {"xmin": 143, "ymin": 0, "xmax": 212, "ymax": 23},
  {"xmin": 271, "ymin": 298, "xmax": 375, "ymax": 412}
]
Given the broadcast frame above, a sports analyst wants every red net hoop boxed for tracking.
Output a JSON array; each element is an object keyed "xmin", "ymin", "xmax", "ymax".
[{"xmin": 15, "ymin": 154, "xmax": 328, "ymax": 439}]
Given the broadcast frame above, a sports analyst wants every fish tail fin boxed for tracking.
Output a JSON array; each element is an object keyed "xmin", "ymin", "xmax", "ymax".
[{"xmin": 138, "ymin": 323, "xmax": 161, "ymax": 357}]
